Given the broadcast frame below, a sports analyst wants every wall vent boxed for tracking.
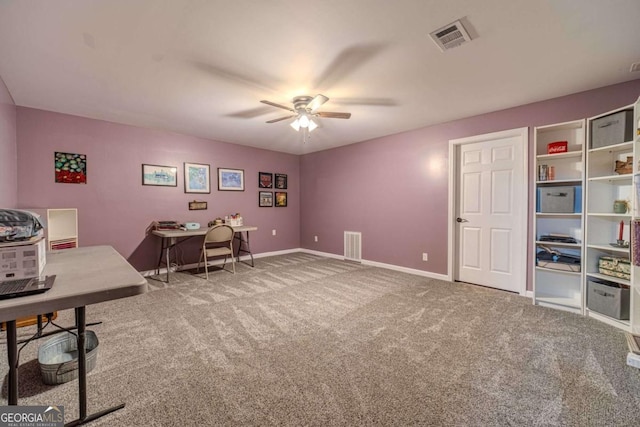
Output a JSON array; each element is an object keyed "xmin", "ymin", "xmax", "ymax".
[
  {"xmin": 430, "ymin": 19, "xmax": 472, "ymax": 52},
  {"xmin": 631, "ymin": 62, "xmax": 640, "ymax": 73},
  {"xmin": 344, "ymin": 231, "xmax": 362, "ymax": 262}
]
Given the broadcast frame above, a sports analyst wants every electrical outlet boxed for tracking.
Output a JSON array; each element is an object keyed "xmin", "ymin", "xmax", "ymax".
[
  {"xmin": 422, "ymin": 253, "xmax": 428, "ymax": 261},
  {"xmin": 272, "ymin": 229, "xmax": 276, "ymax": 236},
  {"xmin": 314, "ymin": 235, "xmax": 318, "ymax": 242}
]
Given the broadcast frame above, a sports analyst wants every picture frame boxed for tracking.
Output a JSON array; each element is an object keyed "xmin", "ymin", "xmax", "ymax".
[
  {"xmin": 275, "ymin": 173, "xmax": 288, "ymax": 189},
  {"xmin": 142, "ymin": 164, "xmax": 178, "ymax": 187},
  {"xmin": 188, "ymin": 200, "xmax": 208, "ymax": 210},
  {"xmin": 184, "ymin": 162, "xmax": 211, "ymax": 193},
  {"xmin": 218, "ymin": 168, "xmax": 245, "ymax": 191},
  {"xmin": 259, "ymin": 191, "xmax": 273, "ymax": 207},
  {"xmin": 259, "ymin": 172, "xmax": 273, "ymax": 188},
  {"xmin": 55, "ymin": 152, "xmax": 87, "ymax": 184},
  {"xmin": 275, "ymin": 191, "xmax": 287, "ymax": 207}
]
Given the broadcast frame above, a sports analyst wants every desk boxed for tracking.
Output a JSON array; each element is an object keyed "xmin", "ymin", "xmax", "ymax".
[
  {"xmin": 152, "ymin": 225, "xmax": 258, "ymax": 282},
  {"xmin": 0, "ymin": 245, "xmax": 147, "ymax": 426}
]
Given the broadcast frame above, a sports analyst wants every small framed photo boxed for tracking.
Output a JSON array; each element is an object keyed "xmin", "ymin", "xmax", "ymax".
[
  {"xmin": 184, "ymin": 162, "xmax": 210, "ymax": 193},
  {"xmin": 259, "ymin": 172, "xmax": 273, "ymax": 188},
  {"xmin": 259, "ymin": 191, "xmax": 273, "ymax": 207},
  {"xmin": 142, "ymin": 164, "xmax": 177, "ymax": 187},
  {"xmin": 218, "ymin": 168, "xmax": 245, "ymax": 191},
  {"xmin": 275, "ymin": 173, "xmax": 288, "ymax": 189},
  {"xmin": 275, "ymin": 191, "xmax": 287, "ymax": 207}
]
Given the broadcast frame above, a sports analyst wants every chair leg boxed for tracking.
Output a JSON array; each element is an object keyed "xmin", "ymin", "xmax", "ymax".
[{"xmin": 204, "ymin": 256, "xmax": 209, "ymax": 280}]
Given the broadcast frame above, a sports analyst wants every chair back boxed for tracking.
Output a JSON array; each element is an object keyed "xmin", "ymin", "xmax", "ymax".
[{"xmin": 204, "ymin": 225, "xmax": 234, "ymax": 244}]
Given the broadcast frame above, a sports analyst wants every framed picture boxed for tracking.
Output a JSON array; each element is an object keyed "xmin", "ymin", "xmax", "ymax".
[
  {"xmin": 275, "ymin": 191, "xmax": 287, "ymax": 207},
  {"xmin": 188, "ymin": 200, "xmax": 208, "ymax": 210},
  {"xmin": 218, "ymin": 168, "xmax": 244, "ymax": 191},
  {"xmin": 55, "ymin": 152, "xmax": 87, "ymax": 184},
  {"xmin": 184, "ymin": 162, "xmax": 210, "ymax": 193},
  {"xmin": 259, "ymin": 191, "xmax": 273, "ymax": 207},
  {"xmin": 259, "ymin": 172, "xmax": 273, "ymax": 188},
  {"xmin": 142, "ymin": 164, "xmax": 177, "ymax": 186},
  {"xmin": 275, "ymin": 173, "xmax": 288, "ymax": 189}
]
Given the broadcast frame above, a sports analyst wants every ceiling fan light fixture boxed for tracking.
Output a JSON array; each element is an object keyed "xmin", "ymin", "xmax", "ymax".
[
  {"xmin": 298, "ymin": 114, "xmax": 310, "ymax": 128},
  {"xmin": 308, "ymin": 119, "xmax": 318, "ymax": 132},
  {"xmin": 290, "ymin": 119, "xmax": 300, "ymax": 131}
]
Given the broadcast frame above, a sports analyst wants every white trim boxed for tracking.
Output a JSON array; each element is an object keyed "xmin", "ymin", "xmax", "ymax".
[
  {"xmin": 448, "ymin": 127, "xmax": 529, "ymax": 296},
  {"xmin": 142, "ymin": 248, "xmax": 453, "ymax": 282},
  {"xmin": 361, "ymin": 259, "xmax": 450, "ymax": 281}
]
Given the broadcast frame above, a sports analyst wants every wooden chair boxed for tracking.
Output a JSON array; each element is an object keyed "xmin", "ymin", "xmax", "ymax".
[{"xmin": 198, "ymin": 225, "xmax": 235, "ymax": 279}]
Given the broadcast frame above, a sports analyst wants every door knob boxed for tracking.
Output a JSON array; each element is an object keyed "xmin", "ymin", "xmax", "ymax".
[{"xmin": 456, "ymin": 217, "xmax": 468, "ymax": 223}]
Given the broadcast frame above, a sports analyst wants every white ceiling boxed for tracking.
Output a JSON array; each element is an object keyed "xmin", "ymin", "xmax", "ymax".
[{"xmin": 0, "ymin": 0, "xmax": 639, "ymax": 155}]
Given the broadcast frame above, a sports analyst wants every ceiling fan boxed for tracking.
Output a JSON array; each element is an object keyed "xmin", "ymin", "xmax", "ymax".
[{"xmin": 261, "ymin": 94, "xmax": 351, "ymax": 132}]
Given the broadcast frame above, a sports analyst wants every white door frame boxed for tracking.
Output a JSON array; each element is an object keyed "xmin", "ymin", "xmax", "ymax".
[{"xmin": 447, "ymin": 127, "xmax": 529, "ymax": 295}]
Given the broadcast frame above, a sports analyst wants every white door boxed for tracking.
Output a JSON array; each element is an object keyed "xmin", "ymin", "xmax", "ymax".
[{"xmin": 450, "ymin": 128, "xmax": 528, "ymax": 294}]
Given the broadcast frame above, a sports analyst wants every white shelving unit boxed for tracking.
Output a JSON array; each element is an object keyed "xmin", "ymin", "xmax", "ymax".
[
  {"xmin": 632, "ymin": 96, "xmax": 640, "ymax": 335},
  {"xmin": 24, "ymin": 208, "xmax": 78, "ymax": 250},
  {"xmin": 585, "ymin": 105, "xmax": 635, "ymax": 332},
  {"xmin": 533, "ymin": 120, "xmax": 585, "ymax": 314}
]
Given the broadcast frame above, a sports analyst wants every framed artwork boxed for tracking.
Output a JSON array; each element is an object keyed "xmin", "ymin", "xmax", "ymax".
[
  {"xmin": 55, "ymin": 152, "xmax": 87, "ymax": 184},
  {"xmin": 275, "ymin": 191, "xmax": 287, "ymax": 207},
  {"xmin": 218, "ymin": 168, "xmax": 245, "ymax": 191},
  {"xmin": 259, "ymin": 172, "xmax": 273, "ymax": 188},
  {"xmin": 259, "ymin": 191, "xmax": 273, "ymax": 207},
  {"xmin": 189, "ymin": 200, "xmax": 208, "ymax": 210},
  {"xmin": 142, "ymin": 164, "xmax": 177, "ymax": 186},
  {"xmin": 275, "ymin": 173, "xmax": 288, "ymax": 189},
  {"xmin": 184, "ymin": 162, "xmax": 211, "ymax": 193}
]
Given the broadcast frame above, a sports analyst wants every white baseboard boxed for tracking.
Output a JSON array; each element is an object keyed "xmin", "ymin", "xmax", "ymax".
[
  {"xmin": 299, "ymin": 249, "xmax": 449, "ymax": 280},
  {"xmin": 142, "ymin": 248, "xmax": 451, "ymax": 282}
]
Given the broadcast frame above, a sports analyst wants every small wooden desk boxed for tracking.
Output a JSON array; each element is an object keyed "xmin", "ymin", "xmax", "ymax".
[
  {"xmin": 152, "ymin": 225, "xmax": 258, "ymax": 282},
  {"xmin": 0, "ymin": 245, "xmax": 148, "ymax": 426}
]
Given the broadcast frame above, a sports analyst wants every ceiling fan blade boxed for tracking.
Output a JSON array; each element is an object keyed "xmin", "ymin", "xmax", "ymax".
[
  {"xmin": 307, "ymin": 94, "xmax": 329, "ymax": 113},
  {"xmin": 316, "ymin": 111, "xmax": 351, "ymax": 119},
  {"xmin": 266, "ymin": 115, "xmax": 296, "ymax": 123},
  {"xmin": 260, "ymin": 100, "xmax": 295, "ymax": 112}
]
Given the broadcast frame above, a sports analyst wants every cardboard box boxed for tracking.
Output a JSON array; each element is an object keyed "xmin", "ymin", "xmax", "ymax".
[
  {"xmin": 590, "ymin": 110, "xmax": 634, "ymax": 149},
  {"xmin": 587, "ymin": 279, "xmax": 630, "ymax": 320},
  {"xmin": 0, "ymin": 237, "xmax": 46, "ymax": 280}
]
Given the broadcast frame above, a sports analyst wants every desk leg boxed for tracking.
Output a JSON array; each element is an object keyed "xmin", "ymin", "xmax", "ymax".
[
  {"xmin": 235, "ymin": 231, "xmax": 255, "ymax": 267},
  {"xmin": 66, "ymin": 307, "xmax": 124, "ymax": 427},
  {"xmin": 6, "ymin": 320, "xmax": 18, "ymax": 405}
]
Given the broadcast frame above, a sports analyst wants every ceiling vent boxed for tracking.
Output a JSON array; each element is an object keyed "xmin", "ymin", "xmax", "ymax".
[{"xmin": 430, "ymin": 19, "xmax": 472, "ymax": 52}]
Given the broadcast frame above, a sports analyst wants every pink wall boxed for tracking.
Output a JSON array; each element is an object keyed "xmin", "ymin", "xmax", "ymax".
[
  {"xmin": 16, "ymin": 108, "xmax": 300, "ymax": 271},
  {"xmin": 0, "ymin": 75, "xmax": 17, "ymax": 208},
  {"xmin": 300, "ymin": 79, "xmax": 640, "ymax": 288}
]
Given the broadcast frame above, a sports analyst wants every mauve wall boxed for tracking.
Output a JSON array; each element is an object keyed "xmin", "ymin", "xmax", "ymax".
[
  {"xmin": 16, "ymin": 108, "xmax": 300, "ymax": 271},
  {"xmin": 0, "ymin": 75, "xmax": 16, "ymax": 208},
  {"xmin": 300, "ymin": 79, "xmax": 640, "ymax": 289}
]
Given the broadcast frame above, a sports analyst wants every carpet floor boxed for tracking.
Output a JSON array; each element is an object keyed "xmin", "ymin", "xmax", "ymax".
[{"xmin": 1, "ymin": 253, "xmax": 640, "ymax": 426}]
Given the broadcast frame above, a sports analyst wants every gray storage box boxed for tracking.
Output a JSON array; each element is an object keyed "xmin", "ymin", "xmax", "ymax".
[
  {"xmin": 539, "ymin": 186, "xmax": 575, "ymax": 213},
  {"xmin": 587, "ymin": 279, "xmax": 630, "ymax": 320},
  {"xmin": 590, "ymin": 110, "xmax": 634, "ymax": 149}
]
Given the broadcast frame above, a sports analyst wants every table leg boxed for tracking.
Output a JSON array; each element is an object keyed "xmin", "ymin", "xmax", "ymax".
[
  {"xmin": 6, "ymin": 320, "xmax": 18, "ymax": 405},
  {"xmin": 66, "ymin": 307, "xmax": 125, "ymax": 426},
  {"xmin": 235, "ymin": 231, "xmax": 255, "ymax": 267}
]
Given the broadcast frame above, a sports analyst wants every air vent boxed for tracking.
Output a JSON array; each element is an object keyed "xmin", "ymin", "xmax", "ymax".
[
  {"xmin": 430, "ymin": 19, "xmax": 472, "ymax": 52},
  {"xmin": 631, "ymin": 62, "xmax": 640, "ymax": 73},
  {"xmin": 344, "ymin": 231, "xmax": 362, "ymax": 262}
]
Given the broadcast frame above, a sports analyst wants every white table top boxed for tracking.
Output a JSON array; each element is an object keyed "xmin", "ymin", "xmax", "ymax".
[
  {"xmin": 0, "ymin": 245, "xmax": 147, "ymax": 323},
  {"xmin": 152, "ymin": 225, "xmax": 257, "ymax": 238}
]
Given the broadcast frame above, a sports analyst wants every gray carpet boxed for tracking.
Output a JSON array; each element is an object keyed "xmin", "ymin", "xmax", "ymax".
[{"xmin": 2, "ymin": 253, "xmax": 640, "ymax": 426}]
